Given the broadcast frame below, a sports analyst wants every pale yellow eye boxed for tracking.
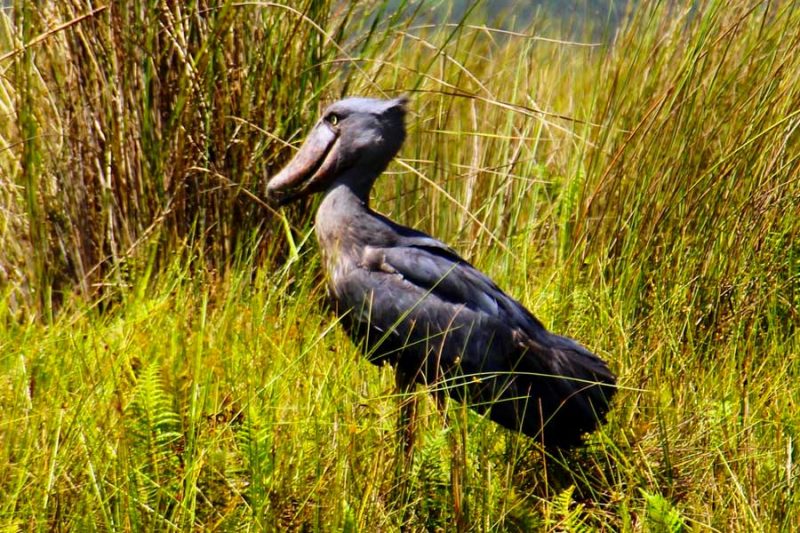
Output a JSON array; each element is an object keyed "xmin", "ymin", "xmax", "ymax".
[{"xmin": 328, "ymin": 114, "xmax": 339, "ymax": 126}]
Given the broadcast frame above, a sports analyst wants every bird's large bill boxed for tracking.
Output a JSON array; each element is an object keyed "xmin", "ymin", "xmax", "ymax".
[{"xmin": 267, "ymin": 123, "xmax": 339, "ymax": 204}]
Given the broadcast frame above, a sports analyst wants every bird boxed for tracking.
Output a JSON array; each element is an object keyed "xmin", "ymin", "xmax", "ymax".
[{"xmin": 266, "ymin": 96, "xmax": 615, "ymax": 449}]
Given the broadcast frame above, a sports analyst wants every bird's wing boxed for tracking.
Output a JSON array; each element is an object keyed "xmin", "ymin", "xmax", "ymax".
[
  {"xmin": 333, "ymin": 239, "xmax": 616, "ymax": 447},
  {"xmin": 332, "ymin": 241, "xmax": 502, "ymax": 370},
  {"xmin": 375, "ymin": 242, "xmax": 613, "ymax": 375},
  {"xmin": 361, "ymin": 240, "xmax": 546, "ymax": 337},
  {"xmin": 333, "ymin": 244, "xmax": 484, "ymax": 352}
]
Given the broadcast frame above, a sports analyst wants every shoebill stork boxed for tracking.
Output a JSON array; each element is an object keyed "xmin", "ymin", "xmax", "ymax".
[{"xmin": 266, "ymin": 96, "xmax": 615, "ymax": 449}]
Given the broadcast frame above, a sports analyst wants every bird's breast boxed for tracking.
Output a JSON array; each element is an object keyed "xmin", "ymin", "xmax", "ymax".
[{"xmin": 316, "ymin": 235, "xmax": 357, "ymax": 299}]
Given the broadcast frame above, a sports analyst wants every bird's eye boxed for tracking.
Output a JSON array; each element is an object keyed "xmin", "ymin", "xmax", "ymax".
[{"xmin": 327, "ymin": 113, "xmax": 340, "ymax": 126}]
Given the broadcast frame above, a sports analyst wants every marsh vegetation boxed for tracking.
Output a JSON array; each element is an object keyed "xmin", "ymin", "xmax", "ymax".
[{"xmin": 0, "ymin": 1, "xmax": 798, "ymax": 530}]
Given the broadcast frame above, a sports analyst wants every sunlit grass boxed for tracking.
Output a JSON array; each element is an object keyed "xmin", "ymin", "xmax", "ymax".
[{"xmin": 1, "ymin": 0, "xmax": 798, "ymax": 530}]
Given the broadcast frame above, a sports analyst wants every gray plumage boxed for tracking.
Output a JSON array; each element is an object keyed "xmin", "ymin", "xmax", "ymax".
[{"xmin": 267, "ymin": 96, "xmax": 615, "ymax": 448}]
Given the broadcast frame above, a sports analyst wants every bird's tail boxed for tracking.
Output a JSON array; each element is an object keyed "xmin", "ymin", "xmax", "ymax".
[{"xmin": 489, "ymin": 333, "xmax": 616, "ymax": 449}]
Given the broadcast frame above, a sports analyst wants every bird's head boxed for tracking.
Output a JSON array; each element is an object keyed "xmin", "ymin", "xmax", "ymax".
[{"xmin": 267, "ymin": 96, "xmax": 408, "ymax": 205}]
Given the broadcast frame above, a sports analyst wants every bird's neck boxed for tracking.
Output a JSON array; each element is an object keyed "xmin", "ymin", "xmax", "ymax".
[
  {"xmin": 321, "ymin": 181, "xmax": 369, "ymax": 212},
  {"xmin": 315, "ymin": 169, "xmax": 378, "ymax": 271},
  {"xmin": 317, "ymin": 167, "xmax": 377, "ymax": 223}
]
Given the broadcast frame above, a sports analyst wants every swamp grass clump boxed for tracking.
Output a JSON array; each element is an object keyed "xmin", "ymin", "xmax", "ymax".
[
  {"xmin": 1, "ymin": 0, "xmax": 798, "ymax": 530},
  {"xmin": 1, "ymin": 1, "xmax": 352, "ymax": 314}
]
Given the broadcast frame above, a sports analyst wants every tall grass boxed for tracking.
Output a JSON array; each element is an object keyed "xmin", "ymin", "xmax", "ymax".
[
  {"xmin": 1, "ymin": 1, "xmax": 355, "ymax": 312},
  {"xmin": 1, "ymin": 0, "xmax": 798, "ymax": 530}
]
